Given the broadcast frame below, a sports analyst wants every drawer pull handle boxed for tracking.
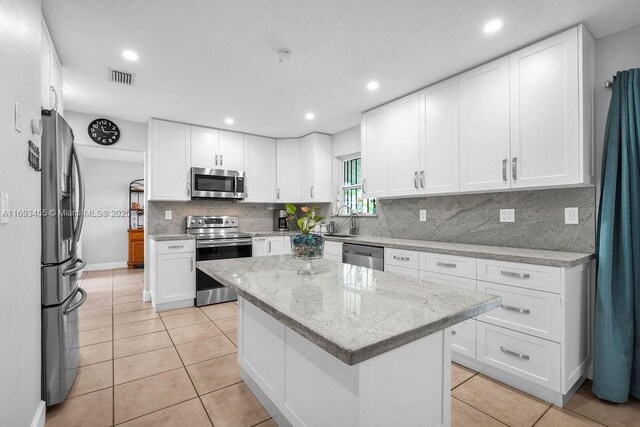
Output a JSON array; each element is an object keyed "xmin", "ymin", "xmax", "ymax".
[
  {"xmin": 501, "ymin": 304, "xmax": 531, "ymax": 314},
  {"xmin": 437, "ymin": 261, "xmax": 457, "ymax": 268},
  {"xmin": 393, "ymin": 255, "xmax": 410, "ymax": 261},
  {"xmin": 168, "ymin": 245, "xmax": 184, "ymax": 249},
  {"xmin": 451, "ymin": 330, "xmax": 457, "ymax": 335},
  {"xmin": 500, "ymin": 270, "xmax": 530, "ymax": 279},
  {"xmin": 500, "ymin": 346, "xmax": 530, "ymax": 360}
]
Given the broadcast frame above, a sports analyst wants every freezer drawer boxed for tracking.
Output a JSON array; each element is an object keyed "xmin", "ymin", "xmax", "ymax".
[
  {"xmin": 42, "ymin": 257, "xmax": 85, "ymax": 306},
  {"xmin": 42, "ymin": 286, "xmax": 87, "ymax": 406}
]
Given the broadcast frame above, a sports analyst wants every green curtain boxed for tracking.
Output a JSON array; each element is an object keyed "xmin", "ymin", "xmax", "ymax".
[{"xmin": 593, "ymin": 69, "xmax": 640, "ymax": 403}]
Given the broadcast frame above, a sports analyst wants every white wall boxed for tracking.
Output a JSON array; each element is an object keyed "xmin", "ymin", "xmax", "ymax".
[
  {"xmin": 83, "ymin": 158, "xmax": 143, "ymax": 269},
  {"xmin": 0, "ymin": 0, "xmax": 45, "ymax": 425},
  {"xmin": 331, "ymin": 125, "xmax": 361, "ymax": 213},
  {"xmin": 594, "ymin": 24, "xmax": 640, "ymax": 200}
]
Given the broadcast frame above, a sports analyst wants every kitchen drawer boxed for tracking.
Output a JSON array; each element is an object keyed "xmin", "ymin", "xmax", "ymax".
[
  {"xmin": 420, "ymin": 271, "xmax": 476, "ymax": 292},
  {"xmin": 420, "ymin": 253, "xmax": 476, "ymax": 280},
  {"xmin": 477, "ymin": 322, "xmax": 561, "ymax": 391},
  {"xmin": 384, "ymin": 248, "xmax": 419, "ymax": 270},
  {"xmin": 450, "ymin": 319, "xmax": 476, "ymax": 359},
  {"xmin": 477, "ymin": 281, "xmax": 562, "ymax": 342},
  {"xmin": 385, "ymin": 264, "xmax": 420, "ymax": 279},
  {"xmin": 477, "ymin": 259, "xmax": 562, "ymax": 294},
  {"xmin": 156, "ymin": 240, "xmax": 195, "ymax": 255},
  {"xmin": 324, "ymin": 241, "xmax": 342, "ymax": 257}
]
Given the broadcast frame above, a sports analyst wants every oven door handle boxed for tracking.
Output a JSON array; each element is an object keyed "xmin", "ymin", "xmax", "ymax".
[{"xmin": 197, "ymin": 239, "xmax": 253, "ymax": 248}]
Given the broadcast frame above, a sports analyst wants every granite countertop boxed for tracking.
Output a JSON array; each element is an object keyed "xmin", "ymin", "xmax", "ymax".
[
  {"xmin": 322, "ymin": 235, "xmax": 595, "ymax": 268},
  {"xmin": 148, "ymin": 234, "xmax": 196, "ymax": 241},
  {"xmin": 198, "ymin": 256, "xmax": 500, "ymax": 365}
]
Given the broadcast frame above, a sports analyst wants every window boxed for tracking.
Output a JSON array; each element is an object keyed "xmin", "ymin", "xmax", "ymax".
[{"xmin": 340, "ymin": 155, "xmax": 376, "ymax": 215}]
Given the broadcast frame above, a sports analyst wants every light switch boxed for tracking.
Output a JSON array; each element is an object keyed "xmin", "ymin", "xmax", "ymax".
[
  {"xmin": 419, "ymin": 210, "xmax": 427, "ymax": 221},
  {"xmin": 14, "ymin": 102, "xmax": 22, "ymax": 133},
  {"xmin": 565, "ymin": 207, "xmax": 579, "ymax": 225},
  {"xmin": 1, "ymin": 192, "xmax": 9, "ymax": 225},
  {"xmin": 164, "ymin": 210, "xmax": 172, "ymax": 220}
]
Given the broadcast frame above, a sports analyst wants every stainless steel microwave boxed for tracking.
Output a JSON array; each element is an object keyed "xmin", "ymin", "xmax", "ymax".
[{"xmin": 190, "ymin": 167, "xmax": 246, "ymax": 199}]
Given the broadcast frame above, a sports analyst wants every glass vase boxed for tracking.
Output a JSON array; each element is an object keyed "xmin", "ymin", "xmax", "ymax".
[{"xmin": 290, "ymin": 233, "xmax": 325, "ymax": 275}]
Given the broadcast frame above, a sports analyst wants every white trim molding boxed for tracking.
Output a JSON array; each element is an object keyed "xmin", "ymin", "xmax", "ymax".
[{"xmin": 31, "ymin": 401, "xmax": 46, "ymax": 427}]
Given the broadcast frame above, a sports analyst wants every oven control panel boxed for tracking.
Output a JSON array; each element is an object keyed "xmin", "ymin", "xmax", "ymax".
[{"xmin": 187, "ymin": 215, "xmax": 238, "ymax": 229}]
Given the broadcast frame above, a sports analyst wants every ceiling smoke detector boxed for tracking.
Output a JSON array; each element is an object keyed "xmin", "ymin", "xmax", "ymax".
[{"xmin": 276, "ymin": 49, "xmax": 293, "ymax": 63}]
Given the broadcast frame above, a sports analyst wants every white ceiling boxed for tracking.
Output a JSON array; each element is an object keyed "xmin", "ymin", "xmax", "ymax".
[{"xmin": 43, "ymin": 0, "xmax": 640, "ymax": 138}]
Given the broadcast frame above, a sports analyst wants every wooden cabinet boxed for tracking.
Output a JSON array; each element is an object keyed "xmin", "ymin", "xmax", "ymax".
[
  {"xmin": 149, "ymin": 120, "xmax": 191, "ymax": 201},
  {"xmin": 244, "ymin": 135, "xmax": 277, "ymax": 202},
  {"xmin": 149, "ymin": 239, "xmax": 195, "ymax": 311},
  {"xmin": 421, "ymin": 77, "xmax": 460, "ymax": 194},
  {"xmin": 509, "ymin": 26, "xmax": 594, "ymax": 188},
  {"xmin": 387, "ymin": 94, "xmax": 422, "ymax": 197},
  {"xmin": 41, "ymin": 17, "xmax": 63, "ymax": 114},
  {"xmin": 127, "ymin": 229, "xmax": 144, "ymax": 268},
  {"xmin": 276, "ymin": 138, "xmax": 301, "ymax": 202},
  {"xmin": 190, "ymin": 126, "xmax": 218, "ymax": 169},
  {"xmin": 299, "ymin": 133, "xmax": 332, "ymax": 203},
  {"xmin": 459, "ymin": 57, "xmax": 511, "ymax": 192},
  {"xmin": 361, "ymin": 106, "xmax": 389, "ymax": 198}
]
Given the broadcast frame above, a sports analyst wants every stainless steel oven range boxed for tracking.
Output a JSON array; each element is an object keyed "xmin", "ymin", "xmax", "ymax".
[{"xmin": 187, "ymin": 215, "xmax": 252, "ymax": 306}]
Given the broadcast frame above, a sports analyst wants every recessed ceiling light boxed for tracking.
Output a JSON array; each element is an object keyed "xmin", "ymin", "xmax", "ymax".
[
  {"xmin": 305, "ymin": 113, "xmax": 315, "ymax": 120},
  {"xmin": 122, "ymin": 50, "xmax": 139, "ymax": 61},
  {"xmin": 367, "ymin": 81, "xmax": 379, "ymax": 91},
  {"xmin": 224, "ymin": 117, "xmax": 234, "ymax": 125},
  {"xmin": 483, "ymin": 19, "xmax": 503, "ymax": 34}
]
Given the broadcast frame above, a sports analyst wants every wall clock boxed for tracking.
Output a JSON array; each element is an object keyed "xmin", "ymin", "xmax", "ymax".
[{"xmin": 88, "ymin": 118, "xmax": 120, "ymax": 146}]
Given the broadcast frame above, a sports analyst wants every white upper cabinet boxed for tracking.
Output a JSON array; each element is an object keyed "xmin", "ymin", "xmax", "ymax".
[
  {"xmin": 387, "ymin": 93, "xmax": 422, "ymax": 197},
  {"xmin": 277, "ymin": 138, "xmax": 302, "ymax": 202},
  {"xmin": 361, "ymin": 106, "xmax": 389, "ymax": 198},
  {"xmin": 149, "ymin": 120, "xmax": 191, "ymax": 201},
  {"xmin": 41, "ymin": 17, "xmax": 63, "ymax": 114},
  {"xmin": 218, "ymin": 130, "xmax": 245, "ymax": 170},
  {"xmin": 299, "ymin": 133, "xmax": 332, "ymax": 203},
  {"xmin": 459, "ymin": 57, "xmax": 511, "ymax": 192},
  {"xmin": 509, "ymin": 26, "xmax": 593, "ymax": 188},
  {"xmin": 190, "ymin": 126, "xmax": 218, "ymax": 169},
  {"xmin": 244, "ymin": 135, "xmax": 277, "ymax": 203},
  {"xmin": 421, "ymin": 77, "xmax": 460, "ymax": 194}
]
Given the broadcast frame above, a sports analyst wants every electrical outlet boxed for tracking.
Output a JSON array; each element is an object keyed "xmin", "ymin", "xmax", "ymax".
[
  {"xmin": 164, "ymin": 210, "xmax": 172, "ymax": 220},
  {"xmin": 500, "ymin": 209, "xmax": 515, "ymax": 223},
  {"xmin": 1, "ymin": 192, "xmax": 9, "ymax": 225},
  {"xmin": 14, "ymin": 102, "xmax": 22, "ymax": 133},
  {"xmin": 419, "ymin": 210, "xmax": 427, "ymax": 221},
  {"xmin": 565, "ymin": 207, "xmax": 579, "ymax": 224}
]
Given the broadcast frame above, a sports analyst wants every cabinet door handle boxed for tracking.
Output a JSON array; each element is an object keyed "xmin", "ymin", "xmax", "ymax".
[
  {"xmin": 500, "ymin": 304, "xmax": 531, "ymax": 314},
  {"xmin": 436, "ymin": 261, "xmax": 456, "ymax": 268},
  {"xmin": 50, "ymin": 85, "xmax": 58, "ymax": 112},
  {"xmin": 168, "ymin": 245, "xmax": 184, "ymax": 249},
  {"xmin": 393, "ymin": 255, "xmax": 409, "ymax": 261},
  {"xmin": 362, "ymin": 179, "xmax": 367, "ymax": 194},
  {"xmin": 220, "ymin": 154, "xmax": 223, "ymax": 166},
  {"xmin": 500, "ymin": 270, "xmax": 530, "ymax": 279},
  {"xmin": 310, "ymin": 186, "xmax": 314, "ymax": 198},
  {"xmin": 190, "ymin": 257, "xmax": 194, "ymax": 272},
  {"xmin": 512, "ymin": 157, "xmax": 518, "ymax": 182},
  {"xmin": 268, "ymin": 241, "xmax": 272, "ymax": 254},
  {"xmin": 500, "ymin": 346, "xmax": 530, "ymax": 360},
  {"xmin": 502, "ymin": 158, "xmax": 507, "ymax": 182},
  {"xmin": 420, "ymin": 171, "xmax": 425, "ymax": 189},
  {"xmin": 187, "ymin": 182, "xmax": 191, "ymax": 196},
  {"xmin": 277, "ymin": 188, "xmax": 280, "ymax": 199},
  {"xmin": 414, "ymin": 171, "xmax": 419, "ymax": 189},
  {"xmin": 215, "ymin": 153, "xmax": 218, "ymax": 166}
]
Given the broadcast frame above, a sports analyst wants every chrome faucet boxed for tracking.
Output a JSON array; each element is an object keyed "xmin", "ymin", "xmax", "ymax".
[{"xmin": 335, "ymin": 204, "xmax": 357, "ymax": 235}]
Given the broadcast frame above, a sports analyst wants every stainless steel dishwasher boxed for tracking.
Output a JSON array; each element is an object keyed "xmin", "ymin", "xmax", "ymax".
[{"xmin": 342, "ymin": 243, "xmax": 384, "ymax": 271}]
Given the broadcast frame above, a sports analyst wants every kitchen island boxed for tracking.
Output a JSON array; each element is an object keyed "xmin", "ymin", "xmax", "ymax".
[{"xmin": 198, "ymin": 256, "xmax": 500, "ymax": 427}]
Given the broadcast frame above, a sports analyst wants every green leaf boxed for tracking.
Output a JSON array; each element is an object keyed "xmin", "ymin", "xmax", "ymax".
[
  {"xmin": 297, "ymin": 218, "xmax": 305, "ymax": 233},
  {"xmin": 285, "ymin": 203, "xmax": 296, "ymax": 215},
  {"xmin": 312, "ymin": 215, "xmax": 324, "ymax": 222}
]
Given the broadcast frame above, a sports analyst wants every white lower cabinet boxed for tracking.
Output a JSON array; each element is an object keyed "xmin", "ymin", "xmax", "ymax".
[
  {"xmin": 323, "ymin": 241, "xmax": 342, "ymax": 263},
  {"xmin": 252, "ymin": 236, "xmax": 291, "ymax": 257},
  {"xmin": 385, "ymin": 264, "xmax": 420, "ymax": 279},
  {"xmin": 149, "ymin": 239, "xmax": 195, "ymax": 311}
]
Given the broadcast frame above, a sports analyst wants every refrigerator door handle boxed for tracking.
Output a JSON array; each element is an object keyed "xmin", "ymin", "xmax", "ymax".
[
  {"xmin": 64, "ymin": 287, "xmax": 87, "ymax": 315},
  {"xmin": 62, "ymin": 258, "xmax": 86, "ymax": 276},
  {"xmin": 71, "ymin": 143, "xmax": 85, "ymax": 243}
]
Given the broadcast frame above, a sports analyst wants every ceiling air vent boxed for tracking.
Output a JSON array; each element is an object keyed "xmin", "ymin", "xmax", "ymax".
[{"xmin": 108, "ymin": 68, "xmax": 136, "ymax": 86}]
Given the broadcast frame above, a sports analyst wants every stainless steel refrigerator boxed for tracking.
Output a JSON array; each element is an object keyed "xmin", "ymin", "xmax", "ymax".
[{"xmin": 41, "ymin": 110, "xmax": 87, "ymax": 406}]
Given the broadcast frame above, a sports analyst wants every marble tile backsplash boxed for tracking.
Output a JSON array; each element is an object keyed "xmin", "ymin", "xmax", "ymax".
[
  {"xmin": 329, "ymin": 187, "xmax": 596, "ymax": 253},
  {"xmin": 148, "ymin": 187, "xmax": 596, "ymax": 253}
]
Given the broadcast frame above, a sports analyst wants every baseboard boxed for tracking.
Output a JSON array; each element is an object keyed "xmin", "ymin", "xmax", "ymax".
[
  {"xmin": 143, "ymin": 290, "xmax": 151, "ymax": 302},
  {"xmin": 83, "ymin": 261, "xmax": 128, "ymax": 271},
  {"xmin": 31, "ymin": 401, "xmax": 46, "ymax": 427}
]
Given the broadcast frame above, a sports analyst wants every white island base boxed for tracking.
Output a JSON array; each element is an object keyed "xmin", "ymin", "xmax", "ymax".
[{"xmin": 238, "ymin": 298, "xmax": 452, "ymax": 427}]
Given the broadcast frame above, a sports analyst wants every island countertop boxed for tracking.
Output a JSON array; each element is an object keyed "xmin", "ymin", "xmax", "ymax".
[{"xmin": 198, "ymin": 256, "xmax": 500, "ymax": 365}]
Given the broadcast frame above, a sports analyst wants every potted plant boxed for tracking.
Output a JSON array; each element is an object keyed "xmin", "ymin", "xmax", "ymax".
[{"xmin": 286, "ymin": 203, "xmax": 325, "ymax": 275}]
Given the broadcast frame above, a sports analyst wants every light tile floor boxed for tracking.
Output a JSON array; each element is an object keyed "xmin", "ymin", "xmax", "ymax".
[{"xmin": 46, "ymin": 268, "xmax": 640, "ymax": 427}]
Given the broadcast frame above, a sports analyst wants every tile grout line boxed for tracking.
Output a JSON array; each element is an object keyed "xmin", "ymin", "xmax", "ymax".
[
  {"xmin": 451, "ymin": 396, "xmax": 510, "ymax": 427},
  {"xmin": 531, "ymin": 404, "xmax": 552, "ymax": 426}
]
